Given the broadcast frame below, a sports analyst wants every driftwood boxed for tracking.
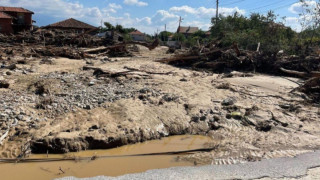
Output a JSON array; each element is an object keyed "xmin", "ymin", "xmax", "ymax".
[
  {"xmin": 84, "ymin": 39, "xmax": 159, "ymax": 54},
  {"xmin": 124, "ymin": 66, "xmax": 173, "ymax": 75},
  {"xmin": 0, "ymin": 130, "xmax": 9, "ymax": 145},
  {"xmin": 157, "ymin": 56, "xmax": 200, "ymax": 63},
  {"xmin": 83, "ymin": 66, "xmax": 173, "ymax": 78},
  {"xmin": 280, "ymin": 67, "xmax": 320, "ymax": 78},
  {"xmin": 83, "ymin": 66, "xmax": 133, "ymax": 77}
]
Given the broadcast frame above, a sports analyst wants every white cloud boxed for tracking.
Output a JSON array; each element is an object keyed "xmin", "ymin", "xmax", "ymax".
[
  {"xmin": 0, "ymin": 0, "xmax": 241, "ymax": 34},
  {"xmin": 123, "ymin": 0, "xmax": 148, "ymax": 7},
  {"xmin": 289, "ymin": 1, "xmax": 317, "ymax": 14},
  {"xmin": 105, "ymin": 3, "xmax": 122, "ymax": 14},
  {"xmin": 137, "ymin": 17, "xmax": 152, "ymax": 25},
  {"xmin": 0, "ymin": 0, "xmax": 103, "ymax": 18},
  {"xmin": 169, "ymin": 5, "xmax": 245, "ymax": 18},
  {"xmin": 153, "ymin": 10, "xmax": 179, "ymax": 22},
  {"xmin": 285, "ymin": 17, "xmax": 302, "ymax": 31},
  {"xmin": 109, "ymin": 3, "xmax": 122, "ymax": 9},
  {"xmin": 170, "ymin": 6, "xmax": 197, "ymax": 14}
]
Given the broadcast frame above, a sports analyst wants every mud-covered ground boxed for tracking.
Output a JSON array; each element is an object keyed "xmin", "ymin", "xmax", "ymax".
[{"xmin": 0, "ymin": 45, "xmax": 319, "ymax": 165}]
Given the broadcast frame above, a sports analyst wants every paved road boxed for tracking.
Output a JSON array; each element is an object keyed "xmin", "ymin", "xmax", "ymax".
[{"xmin": 57, "ymin": 151, "xmax": 320, "ymax": 180}]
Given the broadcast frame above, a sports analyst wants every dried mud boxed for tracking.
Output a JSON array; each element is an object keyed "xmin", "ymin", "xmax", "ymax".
[{"xmin": 0, "ymin": 45, "xmax": 319, "ymax": 167}]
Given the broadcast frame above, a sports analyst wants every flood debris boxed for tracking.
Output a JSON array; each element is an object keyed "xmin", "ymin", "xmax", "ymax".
[{"xmin": 159, "ymin": 42, "xmax": 320, "ymax": 103}]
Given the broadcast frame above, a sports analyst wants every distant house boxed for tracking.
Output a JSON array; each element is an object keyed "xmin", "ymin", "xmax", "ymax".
[
  {"xmin": 0, "ymin": 6, "xmax": 34, "ymax": 34},
  {"xmin": 44, "ymin": 18, "xmax": 96, "ymax": 33},
  {"xmin": 177, "ymin": 26, "xmax": 199, "ymax": 37},
  {"xmin": 129, "ymin": 30, "xmax": 145, "ymax": 41},
  {"xmin": 205, "ymin": 31, "xmax": 211, "ymax": 38}
]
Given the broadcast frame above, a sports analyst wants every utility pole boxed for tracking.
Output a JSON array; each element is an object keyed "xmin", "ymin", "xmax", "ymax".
[
  {"xmin": 178, "ymin": 16, "xmax": 183, "ymax": 30},
  {"xmin": 216, "ymin": 0, "xmax": 219, "ymax": 24}
]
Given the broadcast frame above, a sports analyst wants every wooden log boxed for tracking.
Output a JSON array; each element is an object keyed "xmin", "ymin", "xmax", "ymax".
[
  {"xmin": 156, "ymin": 56, "xmax": 200, "ymax": 63},
  {"xmin": 84, "ymin": 39, "xmax": 159, "ymax": 54},
  {"xmin": 280, "ymin": 67, "xmax": 320, "ymax": 78}
]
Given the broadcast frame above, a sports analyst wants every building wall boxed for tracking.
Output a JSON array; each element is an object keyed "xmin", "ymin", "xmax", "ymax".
[
  {"xmin": 24, "ymin": 13, "xmax": 32, "ymax": 25},
  {"xmin": 3, "ymin": 12, "xmax": 33, "ymax": 32},
  {"xmin": 0, "ymin": 19, "xmax": 13, "ymax": 34},
  {"xmin": 131, "ymin": 34, "xmax": 145, "ymax": 41}
]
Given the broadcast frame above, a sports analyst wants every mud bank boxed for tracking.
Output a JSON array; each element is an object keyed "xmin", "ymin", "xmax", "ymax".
[{"xmin": 0, "ymin": 135, "xmax": 212, "ymax": 180}]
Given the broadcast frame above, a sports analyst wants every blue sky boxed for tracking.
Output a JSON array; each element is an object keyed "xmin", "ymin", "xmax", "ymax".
[{"xmin": 0, "ymin": 0, "xmax": 310, "ymax": 34}]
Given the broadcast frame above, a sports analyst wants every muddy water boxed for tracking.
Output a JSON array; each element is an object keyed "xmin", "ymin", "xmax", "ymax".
[{"xmin": 0, "ymin": 135, "xmax": 212, "ymax": 180}]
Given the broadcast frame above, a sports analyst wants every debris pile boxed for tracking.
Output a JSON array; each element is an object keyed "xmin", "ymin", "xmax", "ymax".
[{"xmin": 159, "ymin": 43, "xmax": 320, "ymax": 103}]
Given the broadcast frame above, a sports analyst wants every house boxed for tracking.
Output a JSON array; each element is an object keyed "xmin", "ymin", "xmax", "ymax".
[
  {"xmin": 0, "ymin": 6, "xmax": 34, "ymax": 34},
  {"xmin": 177, "ymin": 26, "xmax": 199, "ymax": 37},
  {"xmin": 129, "ymin": 30, "xmax": 145, "ymax": 41},
  {"xmin": 44, "ymin": 18, "xmax": 96, "ymax": 33},
  {"xmin": 205, "ymin": 31, "xmax": 211, "ymax": 38}
]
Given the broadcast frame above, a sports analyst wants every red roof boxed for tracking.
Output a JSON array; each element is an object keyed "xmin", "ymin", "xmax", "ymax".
[
  {"xmin": 129, "ymin": 30, "xmax": 144, "ymax": 35},
  {"xmin": 45, "ymin": 18, "xmax": 96, "ymax": 30},
  {"xmin": 177, "ymin": 26, "xmax": 199, "ymax": 34},
  {"xmin": 0, "ymin": 6, "xmax": 34, "ymax": 14},
  {"xmin": 0, "ymin": 12, "xmax": 12, "ymax": 19}
]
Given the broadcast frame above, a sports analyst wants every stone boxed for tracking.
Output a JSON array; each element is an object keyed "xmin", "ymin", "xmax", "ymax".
[
  {"xmin": 17, "ymin": 115, "xmax": 24, "ymax": 121},
  {"xmin": 221, "ymin": 97, "xmax": 236, "ymax": 106},
  {"xmin": 231, "ymin": 112, "xmax": 242, "ymax": 120}
]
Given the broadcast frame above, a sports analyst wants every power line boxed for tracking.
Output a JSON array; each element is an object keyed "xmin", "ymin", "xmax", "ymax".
[
  {"xmin": 260, "ymin": 1, "xmax": 298, "ymax": 13},
  {"xmin": 220, "ymin": 0, "xmax": 245, "ymax": 6},
  {"xmin": 248, "ymin": 0, "xmax": 297, "ymax": 11}
]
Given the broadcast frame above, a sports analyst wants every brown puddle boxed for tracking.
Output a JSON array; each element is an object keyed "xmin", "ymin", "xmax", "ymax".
[{"xmin": 0, "ymin": 135, "xmax": 212, "ymax": 180}]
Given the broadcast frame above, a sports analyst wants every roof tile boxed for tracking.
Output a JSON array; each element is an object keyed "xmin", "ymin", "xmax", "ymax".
[
  {"xmin": 0, "ymin": 12, "xmax": 12, "ymax": 19},
  {"xmin": 0, "ymin": 6, "xmax": 34, "ymax": 14},
  {"xmin": 177, "ymin": 26, "xmax": 199, "ymax": 34},
  {"xmin": 45, "ymin": 18, "xmax": 96, "ymax": 30}
]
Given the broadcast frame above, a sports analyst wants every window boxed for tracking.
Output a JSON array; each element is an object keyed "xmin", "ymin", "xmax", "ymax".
[{"xmin": 17, "ymin": 13, "xmax": 25, "ymax": 24}]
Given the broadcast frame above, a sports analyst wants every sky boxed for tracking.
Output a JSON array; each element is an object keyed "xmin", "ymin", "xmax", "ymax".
[{"xmin": 0, "ymin": 0, "xmax": 314, "ymax": 34}]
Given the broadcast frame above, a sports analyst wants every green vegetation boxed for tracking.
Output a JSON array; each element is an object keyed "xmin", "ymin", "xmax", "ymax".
[
  {"xmin": 101, "ymin": 22, "xmax": 136, "ymax": 41},
  {"xmin": 210, "ymin": 11, "xmax": 296, "ymax": 55}
]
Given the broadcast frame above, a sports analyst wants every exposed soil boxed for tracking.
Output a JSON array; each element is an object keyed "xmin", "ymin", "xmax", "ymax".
[{"xmin": 0, "ymin": 45, "xmax": 319, "ymax": 166}]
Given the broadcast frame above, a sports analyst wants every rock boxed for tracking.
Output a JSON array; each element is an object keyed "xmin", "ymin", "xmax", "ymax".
[
  {"xmin": 200, "ymin": 116, "xmax": 206, "ymax": 121},
  {"xmin": 5, "ymin": 64, "xmax": 16, "ymax": 70},
  {"xmin": 162, "ymin": 94, "xmax": 179, "ymax": 102},
  {"xmin": 231, "ymin": 112, "xmax": 242, "ymax": 120},
  {"xmin": 89, "ymin": 81, "xmax": 95, "ymax": 86},
  {"xmin": 191, "ymin": 116, "xmax": 200, "ymax": 122},
  {"xmin": 0, "ymin": 80, "xmax": 10, "ymax": 88},
  {"xmin": 90, "ymin": 125, "xmax": 99, "ymax": 130},
  {"xmin": 255, "ymin": 121, "xmax": 272, "ymax": 132},
  {"xmin": 139, "ymin": 88, "xmax": 151, "ymax": 94},
  {"xmin": 84, "ymin": 104, "xmax": 92, "ymax": 110},
  {"xmin": 221, "ymin": 97, "xmax": 236, "ymax": 106},
  {"xmin": 17, "ymin": 115, "xmax": 24, "ymax": 121}
]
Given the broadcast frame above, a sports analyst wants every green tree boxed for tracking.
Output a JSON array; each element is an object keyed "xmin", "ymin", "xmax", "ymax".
[
  {"xmin": 210, "ymin": 11, "xmax": 297, "ymax": 54},
  {"xmin": 159, "ymin": 31, "xmax": 173, "ymax": 41},
  {"xmin": 104, "ymin": 22, "xmax": 115, "ymax": 31}
]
